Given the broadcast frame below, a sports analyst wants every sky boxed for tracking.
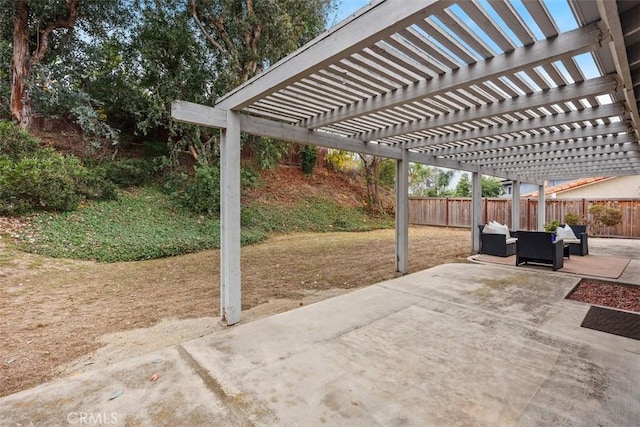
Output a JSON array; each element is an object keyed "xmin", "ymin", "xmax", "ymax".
[{"xmin": 331, "ymin": 0, "xmax": 372, "ymax": 25}]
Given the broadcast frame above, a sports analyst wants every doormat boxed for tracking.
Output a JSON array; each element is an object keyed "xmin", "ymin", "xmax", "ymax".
[{"xmin": 580, "ymin": 306, "xmax": 640, "ymax": 340}]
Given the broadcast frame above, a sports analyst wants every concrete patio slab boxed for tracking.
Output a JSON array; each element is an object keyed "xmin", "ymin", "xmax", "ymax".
[{"xmin": 1, "ymin": 262, "xmax": 639, "ymax": 426}]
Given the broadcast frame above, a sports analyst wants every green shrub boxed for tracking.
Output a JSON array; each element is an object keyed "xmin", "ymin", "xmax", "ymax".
[
  {"xmin": 143, "ymin": 140, "xmax": 170, "ymax": 158},
  {"xmin": 73, "ymin": 165, "xmax": 118, "ymax": 201},
  {"xmin": 0, "ymin": 120, "xmax": 41, "ymax": 160},
  {"xmin": 564, "ymin": 212, "xmax": 582, "ymax": 225},
  {"xmin": 543, "ymin": 219, "xmax": 561, "ymax": 233},
  {"xmin": 300, "ymin": 144, "xmax": 318, "ymax": 175},
  {"xmin": 103, "ymin": 158, "xmax": 153, "ymax": 187},
  {"xmin": 0, "ymin": 143, "xmax": 117, "ymax": 215},
  {"xmin": 589, "ymin": 204, "xmax": 623, "ymax": 227},
  {"xmin": 168, "ymin": 163, "xmax": 221, "ymax": 214},
  {"xmin": 0, "ymin": 154, "xmax": 81, "ymax": 214}
]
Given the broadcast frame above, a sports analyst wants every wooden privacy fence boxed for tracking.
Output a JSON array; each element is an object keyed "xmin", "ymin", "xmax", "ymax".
[{"xmin": 409, "ymin": 198, "xmax": 640, "ymax": 238}]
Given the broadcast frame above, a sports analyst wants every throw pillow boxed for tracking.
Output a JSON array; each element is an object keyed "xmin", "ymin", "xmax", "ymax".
[
  {"xmin": 483, "ymin": 224, "xmax": 499, "ymax": 234},
  {"xmin": 483, "ymin": 223, "xmax": 509, "ymax": 241},
  {"xmin": 496, "ymin": 223, "xmax": 510, "ymax": 236},
  {"xmin": 556, "ymin": 224, "xmax": 578, "ymax": 240}
]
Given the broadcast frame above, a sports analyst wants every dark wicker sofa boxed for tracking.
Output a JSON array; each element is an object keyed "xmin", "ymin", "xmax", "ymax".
[
  {"xmin": 515, "ymin": 231, "xmax": 564, "ymax": 271},
  {"xmin": 559, "ymin": 224, "xmax": 589, "ymax": 256},
  {"xmin": 478, "ymin": 225, "xmax": 517, "ymax": 257}
]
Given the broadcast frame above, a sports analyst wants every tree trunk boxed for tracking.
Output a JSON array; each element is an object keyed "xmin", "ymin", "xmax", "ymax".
[
  {"xmin": 11, "ymin": 0, "xmax": 31, "ymax": 128},
  {"xmin": 10, "ymin": 0, "xmax": 79, "ymax": 128},
  {"xmin": 359, "ymin": 154, "xmax": 382, "ymax": 211}
]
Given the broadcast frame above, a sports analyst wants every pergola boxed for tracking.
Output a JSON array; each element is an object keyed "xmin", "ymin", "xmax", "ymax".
[{"xmin": 172, "ymin": 0, "xmax": 640, "ymax": 324}]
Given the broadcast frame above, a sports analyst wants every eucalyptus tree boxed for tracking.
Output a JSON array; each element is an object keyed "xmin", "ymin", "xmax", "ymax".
[
  {"xmin": 187, "ymin": 0, "xmax": 337, "ymax": 166},
  {"xmin": 4, "ymin": 0, "xmax": 132, "ymax": 128},
  {"xmin": 128, "ymin": 0, "xmax": 215, "ymax": 136},
  {"xmin": 189, "ymin": 0, "xmax": 336, "ymax": 87}
]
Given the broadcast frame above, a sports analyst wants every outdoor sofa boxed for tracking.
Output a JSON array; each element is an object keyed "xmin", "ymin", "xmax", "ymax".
[
  {"xmin": 515, "ymin": 231, "xmax": 564, "ymax": 271},
  {"xmin": 478, "ymin": 223, "xmax": 517, "ymax": 257},
  {"xmin": 559, "ymin": 224, "xmax": 589, "ymax": 256}
]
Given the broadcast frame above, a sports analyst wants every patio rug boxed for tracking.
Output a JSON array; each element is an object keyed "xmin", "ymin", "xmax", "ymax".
[
  {"xmin": 581, "ymin": 306, "xmax": 640, "ymax": 340},
  {"xmin": 473, "ymin": 254, "xmax": 631, "ymax": 279}
]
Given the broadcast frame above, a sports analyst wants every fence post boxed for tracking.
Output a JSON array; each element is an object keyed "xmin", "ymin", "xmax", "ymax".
[{"xmin": 446, "ymin": 198, "xmax": 449, "ymax": 227}]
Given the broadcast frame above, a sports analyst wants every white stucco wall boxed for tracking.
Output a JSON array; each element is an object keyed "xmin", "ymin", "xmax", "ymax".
[{"xmin": 555, "ymin": 175, "xmax": 640, "ymax": 198}]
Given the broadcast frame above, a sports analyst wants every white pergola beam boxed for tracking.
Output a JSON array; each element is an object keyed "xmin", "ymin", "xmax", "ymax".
[
  {"xmin": 526, "ymin": 168, "xmax": 640, "ymax": 179},
  {"xmin": 171, "ymin": 101, "xmax": 227, "ymax": 129},
  {"xmin": 238, "ymin": 113, "xmax": 540, "ymax": 182},
  {"xmin": 500, "ymin": 160, "xmax": 639, "ymax": 174},
  {"xmin": 596, "ymin": 0, "xmax": 640, "ymax": 141},
  {"xmin": 464, "ymin": 142, "xmax": 637, "ymax": 165},
  {"xmin": 389, "ymin": 76, "xmax": 618, "ymax": 147},
  {"xmin": 405, "ymin": 103, "xmax": 626, "ymax": 151},
  {"xmin": 454, "ymin": 135, "xmax": 637, "ymax": 164},
  {"xmin": 215, "ymin": 0, "xmax": 449, "ymax": 110},
  {"xmin": 406, "ymin": 151, "xmax": 541, "ymax": 184},
  {"xmin": 432, "ymin": 122, "xmax": 631, "ymax": 157},
  {"xmin": 494, "ymin": 153, "xmax": 638, "ymax": 169},
  {"xmin": 304, "ymin": 22, "xmax": 609, "ymax": 129},
  {"xmin": 239, "ymin": 114, "xmax": 400, "ymax": 159},
  {"xmin": 444, "ymin": 133, "xmax": 635, "ymax": 161}
]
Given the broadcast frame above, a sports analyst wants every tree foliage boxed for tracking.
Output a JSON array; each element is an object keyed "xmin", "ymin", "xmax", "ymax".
[
  {"xmin": 454, "ymin": 173, "xmax": 471, "ymax": 197},
  {"xmin": 453, "ymin": 174, "xmax": 505, "ymax": 197},
  {"xmin": 481, "ymin": 176, "xmax": 505, "ymax": 197},
  {"xmin": 377, "ymin": 159, "xmax": 395, "ymax": 189},
  {"xmin": 300, "ymin": 144, "xmax": 318, "ymax": 175},
  {"xmin": 3, "ymin": 0, "xmax": 131, "ymax": 128},
  {"xmin": 1, "ymin": 0, "xmax": 336, "ymax": 169},
  {"xmin": 189, "ymin": 0, "xmax": 335, "ymax": 86},
  {"xmin": 408, "ymin": 164, "xmax": 454, "ymax": 197},
  {"xmin": 588, "ymin": 204, "xmax": 623, "ymax": 229}
]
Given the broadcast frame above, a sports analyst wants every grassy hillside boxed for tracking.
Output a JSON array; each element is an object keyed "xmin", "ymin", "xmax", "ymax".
[{"xmin": 10, "ymin": 166, "xmax": 393, "ymax": 262}]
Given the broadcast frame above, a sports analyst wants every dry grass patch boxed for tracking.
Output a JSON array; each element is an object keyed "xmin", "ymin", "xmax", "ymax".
[{"xmin": 0, "ymin": 226, "xmax": 470, "ymax": 396}]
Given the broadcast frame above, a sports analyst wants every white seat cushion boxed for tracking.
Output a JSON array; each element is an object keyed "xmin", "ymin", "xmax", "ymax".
[
  {"xmin": 506, "ymin": 237, "xmax": 518, "ymax": 244},
  {"xmin": 563, "ymin": 238, "xmax": 581, "ymax": 244}
]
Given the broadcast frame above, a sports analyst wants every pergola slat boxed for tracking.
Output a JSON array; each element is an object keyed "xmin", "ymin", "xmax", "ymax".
[
  {"xmin": 487, "ymin": 0, "xmax": 536, "ymax": 46},
  {"xmin": 216, "ymin": 0, "xmax": 450, "ymax": 110},
  {"xmin": 366, "ymin": 76, "xmax": 617, "ymax": 143},
  {"xmin": 303, "ymin": 22, "xmax": 608, "ymax": 129},
  {"xmin": 438, "ymin": 125, "xmax": 631, "ymax": 158},
  {"xmin": 464, "ymin": 143, "xmax": 637, "ymax": 165},
  {"xmin": 433, "ymin": 8, "xmax": 495, "ymax": 59},
  {"xmin": 457, "ymin": 1, "xmax": 516, "ymax": 53},
  {"xmin": 522, "ymin": 0, "xmax": 558, "ymax": 38},
  {"xmin": 450, "ymin": 138, "xmax": 637, "ymax": 163}
]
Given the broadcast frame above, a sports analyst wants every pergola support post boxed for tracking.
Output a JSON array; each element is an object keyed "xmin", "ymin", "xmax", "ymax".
[
  {"xmin": 511, "ymin": 180, "xmax": 520, "ymax": 231},
  {"xmin": 220, "ymin": 110, "xmax": 242, "ymax": 325},
  {"xmin": 395, "ymin": 149, "xmax": 409, "ymax": 274},
  {"xmin": 537, "ymin": 184, "xmax": 546, "ymax": 231},
  {"xmin": 471, "ymin": 171, "xmax": 482, "ymax": 253}
]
